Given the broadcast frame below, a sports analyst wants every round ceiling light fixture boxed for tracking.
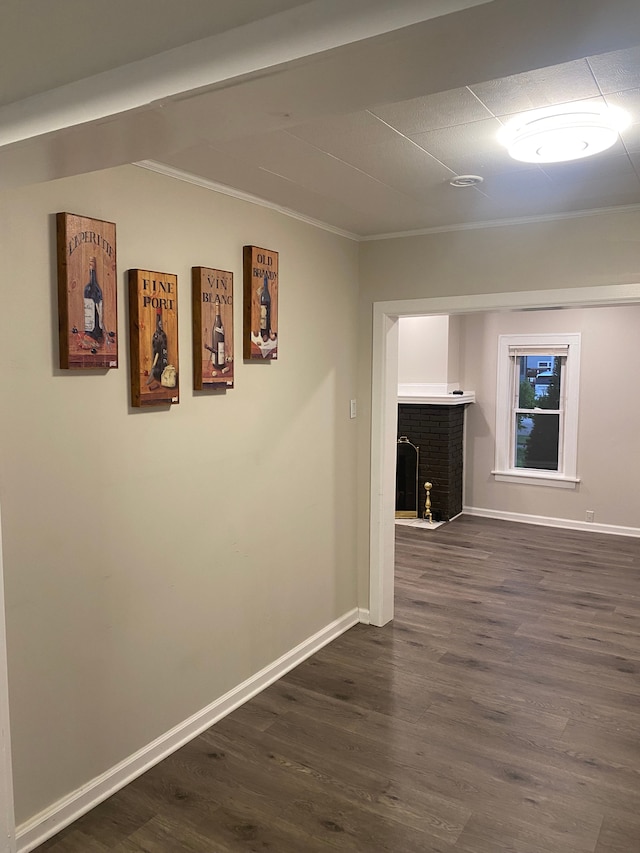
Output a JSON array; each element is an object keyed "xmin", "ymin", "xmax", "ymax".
[{"xmin": 497, "ymin": 102, "xmax": 631, "ymax": 164}]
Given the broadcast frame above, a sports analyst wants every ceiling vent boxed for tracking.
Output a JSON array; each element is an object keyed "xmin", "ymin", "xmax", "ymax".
[{"xmin": 449, "ymin": 175, "xmax": 484, "ymax": 187}]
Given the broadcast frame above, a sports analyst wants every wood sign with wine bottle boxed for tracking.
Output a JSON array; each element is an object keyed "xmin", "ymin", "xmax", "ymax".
[
  {"xmin": 192, "ymin": 267, "xmax": 234, "ymax": 389},
  {"xmin": 128, "ymin": 269, "xmax": 179, "ymax": 407},
  {"xmin": 243, "ymin": 245, "xmax": 278, "ymax": 360},
  {"xmin": 56, "ymin": 212, "xmax": 118, "ymax": 369}
]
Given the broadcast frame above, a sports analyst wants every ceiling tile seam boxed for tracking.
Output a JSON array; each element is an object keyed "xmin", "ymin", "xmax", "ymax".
[
  {"xmin": 254, "ymin": 163, "xmax": 377, "ymax": 220},
  {"xmin": 460, "ymin": 89, "xmax": 516, "ymax": 190},
  {"xmin": 280, "ymin": 124, "xmax": 410, "ymax": 179},
  {"xmin": 357, "ymin": 109, "xmax": 493, "ymax": 201},
  {"xmin": 183, "ymin": 123, "xmax": 450, "ymax": 221},
  {"xmin": 283, "ymin": 111, "xmax": 498, "ymax": 204},
  {"xmin": 363, "ymin": 110, "xmax": 460, "ymax": 174},
  {"xmin": 391, "ymin": 136, "xmax": 491, "ymax": 201},
  {"xmin": 379, "ymin": 116, "xmax": 519, "ymax": 192},
  {"xmin": 279, "ymin": 124, "xmax": 454, "ymax": 207},
  {"xmin": 624, "ymin": 151, "xmax": 640, "ymax": 184},
  {"xmin": 529, "ymin": 165, "xmax": 563, "ymax": 185},
  {"xmin": 185, "ymin": 129, "xmax": 388, "ymax": 221},
  {"xmin": 369, "ymin": 98, "xmax": 570, "ymax": 202},
  {"xmin": 465, "ymin": 85, "xmax": 501, "ymax": 122},
  {"xmin": 253, "ymin": 164, "xmax": 300, "ymax": 187},
  {"xmin": 585, "ymin": 56, "xmax": 605, "ymax": 98},
  {"xmin": 137, "ymin": 159, "xmax": 640, "ymax": 242},
  {"xmin": 601, "ymin": 90, "xmax": 639, "ymax": 169},
  {"xmin": 313, "ymin": 150, "xmax": 445, "ymax": 212},
  {"xmin": 586, "ymin": 55, "xmax": 640, "ymax": 97}
]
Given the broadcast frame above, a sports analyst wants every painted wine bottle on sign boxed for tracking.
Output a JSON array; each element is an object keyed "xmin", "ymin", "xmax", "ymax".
[
  {"xmin": 243, "ymin": 246, "xmax": 278, "ymax": 360},
  {"xmin": 128, "ymin": 269, "xmax": 179, "ymax": 407},
  {"xmin": 83, "ymin": 256, "xmax": 104, "ymax": 345},
  {"xmin": 192, "ymin": 267, "xmax": 234, "ymax": 389},
  {"xmin": 57, "ymin": 212, "xmax": 118, "ymax": 369}
]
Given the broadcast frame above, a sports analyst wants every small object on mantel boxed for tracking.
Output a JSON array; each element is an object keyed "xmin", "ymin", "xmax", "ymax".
[{"xmin": 452, "ymin": 390, "xmax": 464, "ymax": 395}]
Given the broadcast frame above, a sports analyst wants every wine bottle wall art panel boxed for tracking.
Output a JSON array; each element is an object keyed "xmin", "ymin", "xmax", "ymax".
[
  {"xmin": 56, "ymin": 212, "xmax": 118, "ymax": 369},
  {"xmin": 128, "ymin": 269, "xmax": 179, "ymax": 407},
  {"xmin": 243, "ymin": 245, "xmax": 278, "ymax": 360},
  {"xmin": 192, "ymin": 267, "xmax": 234, "ymax": 389}
]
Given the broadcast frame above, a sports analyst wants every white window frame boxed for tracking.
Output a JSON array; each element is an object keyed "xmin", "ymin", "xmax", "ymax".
[{"xmin": 493, "ymin": 333, "xmax": 581, "ymax": 489}]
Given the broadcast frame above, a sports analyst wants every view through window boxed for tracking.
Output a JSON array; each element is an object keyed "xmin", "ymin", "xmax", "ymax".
[{"xmin": 515, "ymin": 354, "xmax": 563, "ymax": 470}]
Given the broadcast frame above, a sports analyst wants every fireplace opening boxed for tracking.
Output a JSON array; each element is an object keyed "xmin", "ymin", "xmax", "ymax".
[{"xmin": 395, "ymin": 437, "xmax": 419, "ymax": 517}]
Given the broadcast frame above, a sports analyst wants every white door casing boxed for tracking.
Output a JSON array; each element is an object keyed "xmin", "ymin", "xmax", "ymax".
[
  {"xmin": 0, "ymin": 505, "xmax": 16, "ymax": 853},
  {"xmin": 368, "ymin": 283, "xmax": 640, "ymax": 627}
]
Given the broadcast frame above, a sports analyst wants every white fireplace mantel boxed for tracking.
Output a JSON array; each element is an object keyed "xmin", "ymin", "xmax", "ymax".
[{"xmin": 397, "ymin": 383, "xmax": 475, "ymax": 406}]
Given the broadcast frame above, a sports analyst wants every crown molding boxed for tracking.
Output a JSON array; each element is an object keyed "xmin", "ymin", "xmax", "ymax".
[
  {"xmin": 361, "ymin": 202, "xmax": 640, "ymax": 241},
  {"xmin": 134, "ymin": 161, "xmax": 360, "ymax": 241},
  {"xmin": 137, "ymin": 160, "xmax": 640, "ymax": 244}
]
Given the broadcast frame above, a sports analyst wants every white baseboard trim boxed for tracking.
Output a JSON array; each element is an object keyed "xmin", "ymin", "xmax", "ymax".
[
  {"xmin": 16, "ymin": 608, "xmax": 360, "ymax": 853},
  {"xmin": 463, "ymin": 506, "xmax": 640, "ymax": 538},
  {"xmin": 357, "ymin": 608, "xmax": 371, "ymax": 624}
]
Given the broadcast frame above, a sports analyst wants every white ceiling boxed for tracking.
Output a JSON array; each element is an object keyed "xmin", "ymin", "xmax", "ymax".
[{"xmin": 2, "ymin": 0, "xmax": 640, "ymax": 238}]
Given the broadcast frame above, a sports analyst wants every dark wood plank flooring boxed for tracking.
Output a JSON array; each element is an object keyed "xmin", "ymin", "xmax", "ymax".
[{"xmin": 36, "ymin": 517, "xmax": 640, "ymax": 852}]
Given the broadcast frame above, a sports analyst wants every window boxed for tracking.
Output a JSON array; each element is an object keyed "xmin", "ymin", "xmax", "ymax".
[{"xmin": 493, "ymin": 333, "xmax": 581, "ymax": 488}]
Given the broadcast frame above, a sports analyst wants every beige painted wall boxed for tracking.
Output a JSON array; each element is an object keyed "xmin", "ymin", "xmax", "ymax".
[
  {"xmin": 357, "ymin": 211, "xmax": 640, "ymax": 607},
  {"xmin": 0, "ymin": 165, "xmax": 359, "ymax": 824},
  {"xmin": 460, "ymin": 306, "xmax": 640, "ymax": 525}
]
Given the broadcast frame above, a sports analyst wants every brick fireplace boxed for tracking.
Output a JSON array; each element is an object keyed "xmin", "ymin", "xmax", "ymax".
[{"xmin": 397, "ymin": 400, "xmax": 471, "ymax": 522}]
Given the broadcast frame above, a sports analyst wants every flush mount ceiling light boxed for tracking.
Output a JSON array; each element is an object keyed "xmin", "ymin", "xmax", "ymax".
[{"xmin": 498, "ymin": 102, "xmax": 631, "ymax": 164}]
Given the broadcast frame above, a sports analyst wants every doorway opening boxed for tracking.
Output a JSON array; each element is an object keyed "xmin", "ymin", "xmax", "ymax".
[{"xmin": 368, "ymin": 283, "xmax": 640, "ymax": 627}]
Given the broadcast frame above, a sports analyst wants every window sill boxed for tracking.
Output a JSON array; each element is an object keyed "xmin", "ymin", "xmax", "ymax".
[{"xmin": 491, "ymin": 470, "xmax": 580, "ymax": 489}]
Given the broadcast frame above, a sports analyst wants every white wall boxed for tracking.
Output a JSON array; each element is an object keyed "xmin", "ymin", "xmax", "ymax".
[
  {"xmin": 397, "ymin": 316, "xmax": 449, "ymax": 384},
  {"xmin": 447, "ymin": 314, "xmax": 463, "ymax": 387},
  {"xmin": 460, "ymin": 306, "xmax": 640, "ymax": 526},
  {"xmin": 0, "ymin": 165, "xmax": 359, "ymax": 825},
  {"xmin": 397, "ymin": 314, "xmax": 465, "ymax": 389}
]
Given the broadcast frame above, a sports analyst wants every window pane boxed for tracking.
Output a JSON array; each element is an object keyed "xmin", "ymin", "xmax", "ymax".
[
  {"xmin": 514, "ymin": 413, "xmax": 560, "ymax": 470},
  {"xmin": 517, "ymin": 355, "xmax": 561, "ymax": 409}
]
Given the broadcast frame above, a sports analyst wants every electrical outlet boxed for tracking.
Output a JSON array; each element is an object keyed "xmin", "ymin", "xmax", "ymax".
[{"xmin": 586, "ymin": 510, "xmax": 595, "ymax": 522}]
